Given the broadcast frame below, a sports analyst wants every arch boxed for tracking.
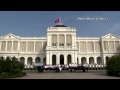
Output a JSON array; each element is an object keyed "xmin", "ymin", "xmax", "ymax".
[
  {"xmin": 12, "ymin": 56, "xmax": 17, "ymax": 61},
  {"xmin": 89, "ymin": 57, "xmax": 94, "ymax": 64},
  {"xmin": 97, "ymin": 57, "xmax": 102, "ymax": 65},
  {"xmin": 67, "ymin": 54, "xmax": 71, "ymax": 64},
  {"xmin": 20, "ymin": 57, "xmax": 25, "ymax": 64},
  {"xmin": 52, "ymin": 54, "xmax": 56, "ymax": 65},
  {"xmin": 35, "ymin": 57, "xmax": 41, "ymax": 63},
  {"xmin": 0, "ymin": 56, "xmax": 4, "ymax": 60},
  {"xmin": 27, "ymin": 57, "xmax": 33, "ymax": 65},
  {"xmin": 81, "ymin": 57, "xmax": 86, "ymax": 65},
  {"xmin": 6, "ymin": 56, "xmax": 11, "ymax": 60},
  {"xmin": 43, "ymin": 57, "xmax": 46, "ymax": 65},
  {"xmin": 60, "ymin": 54, "xmax": 64, "ymax": 65},
  {"xmin": 106, "ymin": 56, "xmax": 109, "ymax": 64}
]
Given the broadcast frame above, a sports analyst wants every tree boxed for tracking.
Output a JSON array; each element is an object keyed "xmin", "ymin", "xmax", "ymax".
[{"xmin": 106, "ymin": 55, "xmax": 120, "ymax": 76}]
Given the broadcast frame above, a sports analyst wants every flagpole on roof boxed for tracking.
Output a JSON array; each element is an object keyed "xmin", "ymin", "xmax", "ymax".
[
  {"xmin": 59, "ymin": 16, "xmax": 63, "ymax": 25},
  {"xmin": 59, "ymin": 16, "xmax": 61, "ymax": 23}
]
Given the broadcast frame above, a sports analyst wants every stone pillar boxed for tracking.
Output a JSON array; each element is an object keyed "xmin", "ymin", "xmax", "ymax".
[
  {"xmin": 74, "ymin": 34, "xmax": 76, "ymax": 46},
  {"xmin": 72, "ymin": 34, "xmax": 74, "ymax": 47},
  {"xmin": 56, "ymin": 53, "xmax": 59, "ymax": 64},
  {"xmin": 86, "ymin": 41, "xmax": 88, "ymax": 53},
  {"xmin": 78, "ymin": 57, "xmax": 81, "ymax": 64},
  {"xmin": 42, "ymin": 41, "xmax": 43, "ymax": 51},
  {"xmin": 49, "ymin": 34, "xmax": 51, "ymax": 46},
  {"xmin": 11, "ymin": 41, "xmax": 13, "ymax": 51},
  {"xmin": 49, "ymin": 53, "xmax": 52, "ymax": 65},
  {"xmin": 79, "ymin": 41, "xmax": 80, "ymax": 53},
  {"xmin": 57, "ymin": 34, "xmax": 59, "ymax": 47},
  {"xmin": 0, "ymin": 41, "xmax": 1, "ymax": 50},
  {"xmin": 32, "ymin": 57, "xmax": 35, "ymax": 64},
  {"xmin": 93, "ymin": 41, "xmax": 95, "ymax": 52},
  {"xmin": 26, "ymin": 41, "xmax": 28, "ymax": 52},
  {"xmin": 34, "ymin": 41, "xmax": 35, "ymax": 52},
  {"xmin": 113, "ymin": 41, "xmax": 115, "ymax": 51},
  {"xmin": 103, "ymin": 56, "xmax": 106, "ymax": 65},
  {"xmin": 25, "ymin": 57, "xmax": 28, "ymax": 65},
  {"xmin": 74, "ymin": 52, "xmax": 77, "ymax": 63},
  {"xmin": 5, "ymin": 41, "xmax": 7, "ymax": 51},
  {"xmin": 94, "ymin": 56, "xmax": 97, "ymax": 64},
  {"xmin": 18, "ymin": 41, "xmax": 20, "ymax": 52},
  {"xmin": 64, "ymin": 34, "xmax": 66, "ymax": 47},
  {"xmin": 86, "ymin": 57, "xmax": 89, "ymax": 64},
  {"xmin": 108, "ymin": 41, "xmax": 109, "ymax": 52},
  {"xmin": 72, "ymin": 53, "xmax": 74, "ymax": 63},
  {"xmin": 64, "ymin": 53, "xmax": 67, "ymax": 64},
  {"xmin": 46, "ymin": 52, "xmax": 49, "ymax": 65}
]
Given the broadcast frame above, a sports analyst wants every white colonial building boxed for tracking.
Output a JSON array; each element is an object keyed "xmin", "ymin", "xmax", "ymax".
[{"xmin": 0, "ymin": 24, "xmax": 120, "ymax": 66}]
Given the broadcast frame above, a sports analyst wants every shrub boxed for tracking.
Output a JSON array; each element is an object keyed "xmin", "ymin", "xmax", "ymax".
[
  {"xmin": 0, "ymin": 56, "xmax": 26, "ymax": 79},
  {"xmin": 0, "ymin": 59, "xmax": 24, "ymax": 73},
  {"xmin": 0, "ymin": 72, "xmax": 26, "ymax": 79},
  {"xmin": 106, "ymin": 55, "xmax": 120, "ymax": 76}
]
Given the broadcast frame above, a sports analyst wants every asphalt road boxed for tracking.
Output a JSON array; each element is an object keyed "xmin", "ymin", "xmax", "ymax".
[{"xmin": 12, "ymin": 70, "xmax": 120, "ymax": 79}]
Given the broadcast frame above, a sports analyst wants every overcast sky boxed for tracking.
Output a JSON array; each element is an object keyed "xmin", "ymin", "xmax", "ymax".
[{"xmin": 0, "ymin": 11, "xmax": 120, "ymax": 37}]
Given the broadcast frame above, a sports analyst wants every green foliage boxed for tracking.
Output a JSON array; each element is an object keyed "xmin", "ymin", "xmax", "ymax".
[
  {"xmin": 0, "ymin": 56, "xmax": 25, "ymax": 79},
  {"xmin": 106, "ymin": 55, "xmax": 120, "ymax": 76},
  {"xmin": 0, "ymin": 72, "xmax": 26, "ymax": 79},
  {"xmin": 0, "ymin": 59, "xmax": 24, "ymax": 73}
]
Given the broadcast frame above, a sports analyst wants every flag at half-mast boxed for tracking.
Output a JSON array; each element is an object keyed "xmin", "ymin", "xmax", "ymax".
[{"xmin": 55, "ymin": 18, "xmax": 60, "ymax": 23}]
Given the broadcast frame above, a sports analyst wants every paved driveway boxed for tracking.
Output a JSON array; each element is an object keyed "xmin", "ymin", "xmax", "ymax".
[{"xmin": 12, "ymin": 70, "xmax": 120, "ymax": 79}]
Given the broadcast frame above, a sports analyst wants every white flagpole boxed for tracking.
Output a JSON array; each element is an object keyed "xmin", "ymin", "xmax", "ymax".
[{"xmin": 59, "ymin": 16, "xmax": 61, "ymax": 23}]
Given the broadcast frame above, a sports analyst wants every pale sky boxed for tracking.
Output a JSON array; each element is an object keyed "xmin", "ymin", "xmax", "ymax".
[{"xmin": 0, "ymin": 11, "xmax": 120, "ymax": 37}]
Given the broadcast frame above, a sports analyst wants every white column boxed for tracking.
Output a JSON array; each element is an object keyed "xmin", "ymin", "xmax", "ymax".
[
  {"xmin": 74, "ymin": 34, "xmax": 76, "ymax": 46},
  {"xmin": 46, "ymin": 52, "xmax": 49, "ymax": 65},
  {"xmin": 64, "ymin": 53, "xmax": 67, "ymax": 64},
  {"xmin": 47, "ymin": 34, "xmax": 49, "ymax": 46},
  {"xmin": 103, "ymin": 56, "xmax": 106, "ymax": 65},
  {"xmin": 49, "ymin": 53, "xmax": 52, "ymax": 65},
  {"xmin": 57, "ymin": 34, "xmax": 59, "ymax": 47},
  {"xmin": 72, "ymin": 34, "xmax": 74, "ymax": 47},
  {"xmin": 18, "ymin": 41, "xmax": 20, "ymax": 52},
  {"xmin": 32, "ymin": 57, "xmax": 35, "ymax": 63},
  {"xmin": 102, "ymin": 41, "xmax": 104, "ymax": 51},
  {"xmin": 86, "ymin": 57, "xmax": 89, "ymax": 64},
  {"xmin": 74, "ymin": 51, "xmax": 77, "ymax": 63},
  {"xmin": 79, "ymin": 41, "xmax": 80, "ymax": 53},
  {"xmin": 113, "ymin": 41, "xmax": 115, "ymax": 52},
  {"xmin": 49, "ymin": 34, "xmax": 51, "ymax": 46},
  {"xmin": 94, "ymin": 56, "xmax": 97, "ymax": 64},
  {"xmin": 42, "ymin": 41, "xmax": 43, "ymax": 51},
  {"xmin": 101, "ymin": 40, "xmax": 104, "ymax": 65},
  {"xmin": 93, "ymin": 41, "xmax": 95, "ymax": 52},
  {"xmin": 48, "ymin": 34, "xmax": 50, "ymax": 46},
  {"xmin": 72, "ymin": 53, "xmax": 74, "ymax": 63},
  {"xmin": 11, "ymin": 41, "xmax": 13, "ymax": 51},
  {"xmin": 119, "ymin": 41, "xmax": 120, "ymax": 49},
  {"xmin": 57, "ymin": 53, "xmax": 59, "ymax": 64},
  {"xmin": 86, "ymin": 41, "xmax": 88, "ymax": 53},
  {"xmin": 108, "ymin": 41, "xmax": 109, "ymax": 52},
  {"xmin": 34, "ymin": 41, "xmax": 35, "ymax": 52},
  {"xmin": 5, "ymin": 41, "xmax": 7, "ymax": 51},
  {"xmin": 25, "ymin": 57, "xmax": 27, "ymax": 65},
  {"xmin": 78, "ymin": 57, "xmax": 81, "ymax": 64},
  {"xmin": 26, "ymin": 41, "xmax": 28, "ymax": 52},
  {"xmin": 0, "ymin": 41, "xmax": 1, "ymax": 50},
  {"xmin": 64, "ymin": 34, "xmax": 66, "ymax": 47}
]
